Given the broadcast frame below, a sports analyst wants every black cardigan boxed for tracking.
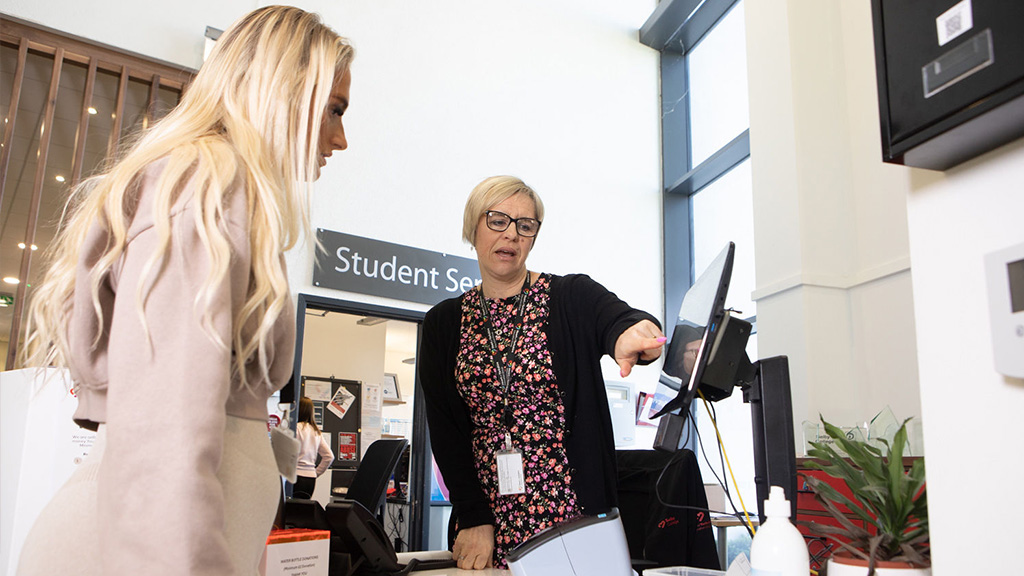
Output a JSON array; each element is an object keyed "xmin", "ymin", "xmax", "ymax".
[{"xmin": 418, "ymin": 273, "xmax": 660, "ymax": 531}]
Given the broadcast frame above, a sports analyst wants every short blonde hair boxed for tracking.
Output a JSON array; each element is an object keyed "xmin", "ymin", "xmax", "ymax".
[{"xmin": 462, "ymin": 176, "xmax": 545, "ymax": 244}]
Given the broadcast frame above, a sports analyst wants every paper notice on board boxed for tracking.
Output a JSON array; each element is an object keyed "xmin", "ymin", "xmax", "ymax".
[
  {"xmin": 327, "ymin": 386, "xmax": 356, "ymax": 420},
  {"xmin": 364, "ymin": 383, "xmax": 382, "ymax": 412},
  {"xmin": 305, "ymin": 380, "xmax": 332, "ymax": 402}
]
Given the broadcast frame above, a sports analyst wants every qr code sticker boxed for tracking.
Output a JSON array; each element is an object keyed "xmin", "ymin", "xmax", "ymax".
[
  {"xmin": 936, "ymin": 0, "xmax": 973, "ymax": 47},
  {"xmin": 945, "ymin": 14, "xmax": 962, "ymax": 38}
]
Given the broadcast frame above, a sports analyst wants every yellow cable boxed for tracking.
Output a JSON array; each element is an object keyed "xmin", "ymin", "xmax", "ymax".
[{"xmin": 698, "ymin": 390, "xmax": 757, "ymax": 534}]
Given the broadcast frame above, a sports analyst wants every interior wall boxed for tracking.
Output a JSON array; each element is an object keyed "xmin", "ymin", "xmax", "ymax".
[
  {"xmin": 285, "ymin": 0, "xmax": 665, "ymax": 399},
  {"xmin": 748, "ymin": 1, "xmax": 1024, "ymax": 574},
  {"xmin": 905, "ymin": 140, "xmax": 1024, "ymax": 574},
  {"xmin": 746, "ymin": 0, "xmax": 921, "ymax": 435},
  {"xmin": 10, "ymin": 4, "xmax": 1019, "ymax": 574},
  {"xmin": 383, "ymin": 321, "xmax": 418, "ymax": 424},
  {"xmin": 4, "ymin": 0, "xmax": 664, "ymax": 393},
  {"xmin": 300, "ymin": 312, "xmax": 386, "ymax": 393},
  {"xmin": 4, "ymin": 0, "xmax": 257, "ymax": 68}
]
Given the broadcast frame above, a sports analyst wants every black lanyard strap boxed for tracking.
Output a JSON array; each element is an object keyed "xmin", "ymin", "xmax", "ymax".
[{"xmin": 476, "ymin": 273, "xmax": 531, "ymax": 429}]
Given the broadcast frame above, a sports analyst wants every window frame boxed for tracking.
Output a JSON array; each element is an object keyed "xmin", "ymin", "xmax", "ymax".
[{"xmin": 640, "ymin": 0, "xmax": 750, "ymax": 328}]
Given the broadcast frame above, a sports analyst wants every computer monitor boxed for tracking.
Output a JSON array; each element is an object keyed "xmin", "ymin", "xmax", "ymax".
[
  {"xmin": 653, "ymin": 241, "xmax": 797, "ymax": 520},
  {"xmin": 653, "ymin": 242, "xmax": 740, "ymax": 419}
]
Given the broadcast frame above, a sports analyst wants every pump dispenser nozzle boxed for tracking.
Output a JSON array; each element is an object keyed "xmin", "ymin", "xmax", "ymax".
[
  {"xmin": 750, "ymin": 485, "xmax": 808, "ymax": 576},
  {"xmin": 764, "ymin": 485, "xmax": 791, "ymax": 518}
]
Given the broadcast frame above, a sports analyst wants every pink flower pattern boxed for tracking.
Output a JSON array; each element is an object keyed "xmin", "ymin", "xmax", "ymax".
[{"xmin": 455, "ymin": 274, "xmax": 580, "ymax": 567}]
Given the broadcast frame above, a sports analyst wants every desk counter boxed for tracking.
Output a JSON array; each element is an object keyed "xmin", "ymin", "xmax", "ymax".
[{"xmin": 396, "ymin": 551, "xmax": 509, "ymax": 575}]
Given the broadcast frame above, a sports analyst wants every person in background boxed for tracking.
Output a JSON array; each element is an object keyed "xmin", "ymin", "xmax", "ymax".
[
  {"xmin": 293, "ymin": 396, "xmax": 335, "ymax": 499},
  {"xmin": 419, "ymin": 175, "xmax": 666, "ymax": 570},
  {"xmin": 18, "ymin": 6, "xmax": 354, "ymax": 575}
]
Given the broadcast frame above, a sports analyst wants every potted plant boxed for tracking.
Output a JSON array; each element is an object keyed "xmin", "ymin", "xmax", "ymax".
[{"xmin": 802, "ymin": 417, "xmax": 929, "ymax": 576}]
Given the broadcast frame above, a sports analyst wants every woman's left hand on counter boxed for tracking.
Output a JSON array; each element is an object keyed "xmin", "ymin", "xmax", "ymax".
[{"xmin": 614, "ymin": 319, "xmax": 666, "ymax": 377}]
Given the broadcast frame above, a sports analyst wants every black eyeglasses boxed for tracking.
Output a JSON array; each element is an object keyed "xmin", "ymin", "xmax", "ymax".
[{"xmin": 484, "ymin": 210, "xmax": 542, "ymax": 237}]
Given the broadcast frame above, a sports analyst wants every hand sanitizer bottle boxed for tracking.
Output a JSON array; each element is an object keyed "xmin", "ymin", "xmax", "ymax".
[{"xmin": 750, "ymin": 486, "xmax": 809, "ymax": 576}]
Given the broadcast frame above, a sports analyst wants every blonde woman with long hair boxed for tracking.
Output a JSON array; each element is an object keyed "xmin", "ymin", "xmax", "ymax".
[{"xmin": 17, "ymin": 6, "xmax": 354, "ymax": 575}]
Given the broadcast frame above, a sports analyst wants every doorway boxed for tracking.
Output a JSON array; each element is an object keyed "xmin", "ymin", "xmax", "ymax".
[{"xmin": 291, "ymin": 293, "xmax": 433, "ymax": 551}]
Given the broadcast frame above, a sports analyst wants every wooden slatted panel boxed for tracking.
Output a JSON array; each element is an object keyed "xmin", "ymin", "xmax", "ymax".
[
  {"xmin": 0, "ymin": 14, "xmax": 196, "ymax": 367},
  {"xmin": 0, "ymin": 15, "xmax": 193, "ymax": 92},
  {"xmin": 144, "ymin": 73, "xmax": 160, "ymax": 130},
  {"xmin": 70, "ymin": 58, "xmax": 98, "ymax": 187},
  {"xmin": 6, "ymin": 48, "xmax": 64, "ymax": 369},
  {"xmin": 107, "ymin": 65, "xmax": 128, "ymax": 159},
  {"xmin": 0, "ymin": 37, "xmax": 28, "ymax": 212}
]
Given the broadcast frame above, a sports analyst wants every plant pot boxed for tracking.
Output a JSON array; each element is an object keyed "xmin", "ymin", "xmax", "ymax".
[{"xmin": 827, "ymin": 554, "xmax": 931, "ymax": 576}]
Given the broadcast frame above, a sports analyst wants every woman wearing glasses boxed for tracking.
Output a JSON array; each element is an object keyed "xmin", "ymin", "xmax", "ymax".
[{"xmin": 419, "ymin": 175, "xmax": 666, "ymax": 570}]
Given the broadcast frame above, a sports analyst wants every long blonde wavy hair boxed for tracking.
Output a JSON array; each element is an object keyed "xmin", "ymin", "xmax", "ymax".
[{"xmin": 24, "ymin": 6, "xmax": 354, "ymax": 391}]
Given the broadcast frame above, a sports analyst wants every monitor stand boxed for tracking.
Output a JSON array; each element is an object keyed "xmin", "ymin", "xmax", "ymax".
[{"xmin": 746, "ymin": 356, "xmax": 798, "ymax": 522}]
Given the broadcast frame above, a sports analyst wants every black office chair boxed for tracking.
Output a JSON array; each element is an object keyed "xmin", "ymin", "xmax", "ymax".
[{"xmin": 344, "ymin": 438, "xmax": 409, "ymax": 521}]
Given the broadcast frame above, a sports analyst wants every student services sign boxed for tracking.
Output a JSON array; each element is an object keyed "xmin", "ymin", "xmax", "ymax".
[{"xmin": 313, "ymin": 229, "xmax": 482, "ymax": 306}]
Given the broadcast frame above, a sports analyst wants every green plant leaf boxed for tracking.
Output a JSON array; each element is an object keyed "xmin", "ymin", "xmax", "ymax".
[
  {"xmin": 804, "ymin": 475, "xmax": 878, "ymax": 528},
  {"xmin": 820, "ymin": 418, "xmax": 885, "ymax": 478},
  {"xmin": 802, "ymin": 415, "xmax": 928, "ymax": 565}
]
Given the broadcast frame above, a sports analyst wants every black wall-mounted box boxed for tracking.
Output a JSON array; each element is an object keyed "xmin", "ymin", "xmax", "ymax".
[{"xmin": 871, "ymin": 1, "xmax": 1024, "ymax": 171}]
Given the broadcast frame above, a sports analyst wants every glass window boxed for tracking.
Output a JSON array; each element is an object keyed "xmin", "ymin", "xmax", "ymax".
[
  {"xmin": 688, "ymin": 1, "xmax": 749, "ymax": 167},
  {"xmin": 691, "ymin": 160, "xmax": 757, "ymax": 511},
  {"xmin": 691, "ymin": 159, "xmax": 755, "ymax": 320},
  {"xmin": 646, "ymin": 0, "xmax": 758, "ymax": 529}
]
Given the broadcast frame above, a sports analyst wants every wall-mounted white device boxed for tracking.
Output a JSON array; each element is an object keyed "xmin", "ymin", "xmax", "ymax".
[
  {"xmin": 985, "ymin": 241, "xmax": 1024, "ymax": 378},
  {"xmin": 604, "ymin": 382, "xmax": 635, "ymax": 447}
]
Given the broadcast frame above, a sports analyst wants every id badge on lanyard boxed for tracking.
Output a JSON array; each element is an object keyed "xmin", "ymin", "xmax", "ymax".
[
  {"xmin": 480, "ymin": 276, "xmax": 531, "ymax": 497},
  {"xmin": 496, "ymin": 432, "xmax": 526, "ymax": 495}
]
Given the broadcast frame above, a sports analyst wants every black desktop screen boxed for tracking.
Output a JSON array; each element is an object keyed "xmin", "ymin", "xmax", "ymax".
[{"xmin": 654, "ymin": 242, "xmax": 734, "ymax": 418}]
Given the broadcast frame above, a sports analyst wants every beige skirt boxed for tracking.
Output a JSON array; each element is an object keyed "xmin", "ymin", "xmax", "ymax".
[{"xmin": 17, "ymin": 415, "xmax": 280, "ymax": 575}]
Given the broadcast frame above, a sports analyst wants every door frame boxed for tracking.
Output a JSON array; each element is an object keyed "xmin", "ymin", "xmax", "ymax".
[{"xmin": 291, "ymin": 293, "xmax": 431, "ymax": 550}]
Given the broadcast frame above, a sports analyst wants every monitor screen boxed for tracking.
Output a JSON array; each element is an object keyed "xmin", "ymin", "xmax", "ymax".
[{"xmin": 653, "ymin": 242, "xmax": 734, "ymax": 418}]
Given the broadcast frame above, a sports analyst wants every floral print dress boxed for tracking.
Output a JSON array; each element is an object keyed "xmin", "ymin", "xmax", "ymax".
[{"xmin": 455, "ymin": 273, "xmax": 580, "ymax": 567}]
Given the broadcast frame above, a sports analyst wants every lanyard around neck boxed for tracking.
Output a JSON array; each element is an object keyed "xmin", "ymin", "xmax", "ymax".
[{"xmin": 477, "ymin": 273, "xmax": 532, "ymax": 427}]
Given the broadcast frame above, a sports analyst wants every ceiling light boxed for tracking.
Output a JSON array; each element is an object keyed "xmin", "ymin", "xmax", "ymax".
[
  {"xmin": 17, "ymin": 243, "xmax": 38, "ymax": 250},
  {"xmin": 87, "ymin": 107, "xmax": 97, "ymax": 115},
  {"xmin": 3, "ymin": 277, "xmax": 19, "ymax": 285},
  {"xmin": 55, "ymin": 175, "xmax": 65, "ymax": 182},
  {"xmin": 356, "ymin": 316, "xmax": 388, "ymax": 326}
]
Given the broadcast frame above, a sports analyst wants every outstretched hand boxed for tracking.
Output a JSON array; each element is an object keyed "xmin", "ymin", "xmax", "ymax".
[{"xmin": 614, "ymin": 319, "xmax": 666, "ymax": 377}]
